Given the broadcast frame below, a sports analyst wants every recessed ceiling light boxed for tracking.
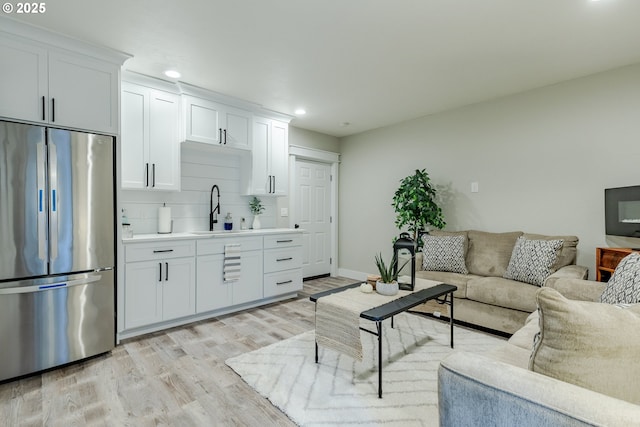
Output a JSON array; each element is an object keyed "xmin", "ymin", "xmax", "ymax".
[
  {"xmin": 164, "ymin": 69, "xmax": 181, "ymax": 79},
  {"xmin": 295, "ymin": 108, "xmax": 306, "ymax": 115}
]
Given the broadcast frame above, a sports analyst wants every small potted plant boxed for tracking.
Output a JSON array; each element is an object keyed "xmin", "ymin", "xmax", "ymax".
[
  {"xmin": 249, "ymin": 196, "xmax": 265, "ymax": 229},
  {"xmin": 374, "ymin": 253, "xmax": 409, "ymax": 296}
]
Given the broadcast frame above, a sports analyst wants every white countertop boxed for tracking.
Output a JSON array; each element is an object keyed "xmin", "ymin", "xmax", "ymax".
[{"xmin": 122, "ymin": 228, "xmax": 302, "ymax": 243}]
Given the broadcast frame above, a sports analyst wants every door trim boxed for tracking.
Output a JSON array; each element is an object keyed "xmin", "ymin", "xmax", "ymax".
[{"xmin": 288, "ymin": 145, "xmax": 340, "ymax": 277}]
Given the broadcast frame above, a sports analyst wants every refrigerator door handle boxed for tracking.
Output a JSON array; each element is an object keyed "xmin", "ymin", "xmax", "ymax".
[
  {"xmin": 49, "ymin": 142, "xmax": 59, "ymax": 262},
  {"xmin": 0, "ymin": 274, "xmax": 102, "ymax": 295},
  {"xmin": 36, "ymin": 142, "xmax": 47, "ymax": 261}
]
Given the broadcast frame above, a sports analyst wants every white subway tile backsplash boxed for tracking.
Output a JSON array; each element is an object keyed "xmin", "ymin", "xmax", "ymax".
[{"xmin": 121, "ymin": 145, "xmax": 276, "ymax": 234}]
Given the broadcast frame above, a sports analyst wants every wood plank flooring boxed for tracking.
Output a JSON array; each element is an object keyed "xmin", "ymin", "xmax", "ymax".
[{"xmin": 0, "ymin": 276, "xmax": 355, "ymax": 427}]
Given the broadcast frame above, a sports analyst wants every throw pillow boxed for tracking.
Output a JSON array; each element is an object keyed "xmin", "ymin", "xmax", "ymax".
[
  {"xmin": 421, "ymin": 234, "xmax": 468, "ymax": 274},
  {"xmin": 600, "ymin": 252, "xmax": 640, "ymax": 304},
  {"xmin": 503, "ymin": 237, "xmax": 563, "ymax": 286},
  {"xmin": 530, "ymin": 287, "xmax": 640, "ymax": 405}
]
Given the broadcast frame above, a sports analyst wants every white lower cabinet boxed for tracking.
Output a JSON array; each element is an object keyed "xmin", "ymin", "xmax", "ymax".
[
  {"xmin": 263, "ymin": 233, "xmax": 303, "ymax": 297},
  {"xmin": 121, "ymin": 232, "xmax": 303, "ymax": 339},
  {"xmin": 123, "ymin": 240, "xmax": 196, "ymax": 330},
  {"xmin": 196, "ymin": 237, "xmax": 263, "ymax": 313}
]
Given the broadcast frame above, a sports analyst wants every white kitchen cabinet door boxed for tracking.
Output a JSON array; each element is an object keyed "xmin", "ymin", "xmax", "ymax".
[
  {"xmin": 48, "ymin": 51, "xmax": 119, "ymax": 134},
  {"xmin": 183, "ymin": 95, "xmax": 223, "ymax": 144},
  {"xmin": 221, "ymin": 106, "xmax": 252, "ymax": 149},
  {"xmin": 0, "ymin": 35, "xmax": 48, "ymax": 123},
  {"xmin": 232, "ymin": 250, "xmax": 263, "ymax": 305},
  {"xmin": 270, "ymin": 120, "xmax": 289, "ymax": 195},
  {"xmin": 121, "ymin": 82, "xmax": 180, "ymax": 191},
  {"xmin": 124, "ymin": 260, "xmax": 163, "ymax": 329},
  {"xmin": 196, "ymin": 253, "xmax": 230, "ymax": 313},
  {"xmin": 243, "ymin": 117, "xmax": 289, "ymax": 196},
  {"xmin": 148, "ymin": 89, "xmax": 180, "ymax": 190},
  {"xmin": 121, "ymin": 86, "xmax": 147, "ymax": 189},
  {"xmin": 161, "ymin": 257, "xmax": 196, "ymax": 321}
]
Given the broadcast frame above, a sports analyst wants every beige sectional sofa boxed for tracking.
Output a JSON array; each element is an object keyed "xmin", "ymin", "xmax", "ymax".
[
  {"xmin": 438, "ymin": 277, "xmax": 640, "ymax": 426},
  {"xmin": 411, "ymin": 230, "xmax": 589, "ymax": 334}
]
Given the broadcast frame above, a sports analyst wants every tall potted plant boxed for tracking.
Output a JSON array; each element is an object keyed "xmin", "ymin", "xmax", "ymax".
[{"xmin": 392, "ymin": 169, "xmax": 445, "ymax": 244}]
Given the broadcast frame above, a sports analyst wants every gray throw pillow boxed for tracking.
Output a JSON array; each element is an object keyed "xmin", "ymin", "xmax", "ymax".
[
  {"xmin": 503, "ymin": 237, "xmax": 563, "ymax": 287},
  {"xmin": 600, "ymin": 252, "xmax": 640, "ymax": 304},
  {"xmin": 421, "ymin": 234, "xmax": 468, "ymax": 274}
]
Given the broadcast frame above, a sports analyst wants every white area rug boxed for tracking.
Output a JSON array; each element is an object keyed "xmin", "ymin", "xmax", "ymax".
[{"xmin": 226, "ymin": 313, "xmax": 505, "ymax": 426}]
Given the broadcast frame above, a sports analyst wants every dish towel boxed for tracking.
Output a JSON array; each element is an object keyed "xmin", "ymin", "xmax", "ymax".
[{"xmin": 224, "ymin": 244, "xmax": 241, "ymax": 283}]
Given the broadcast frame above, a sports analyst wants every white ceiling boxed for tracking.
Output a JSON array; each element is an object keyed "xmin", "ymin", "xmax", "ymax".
[{"xmin": 9, "ymin": 0, "xmax": 640, "ymax": 137}]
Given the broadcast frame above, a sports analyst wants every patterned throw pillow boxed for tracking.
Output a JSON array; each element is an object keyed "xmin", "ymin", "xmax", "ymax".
[
  {"xmin": 600, "ymin": 252, "xmax": 640, "ymax": 304},
  {"xmin": 503, "ymin": 237, "xmax": 563, "ymax": 287},
  {"xmin": 421, "ymin": 234, "xmax": 468, "ymax": 274}
]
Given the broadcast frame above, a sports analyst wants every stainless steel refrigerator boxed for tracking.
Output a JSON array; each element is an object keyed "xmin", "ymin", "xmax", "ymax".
[{"xmin": 0, "ymin": 120, "xmax": 115, "ymax": 382}]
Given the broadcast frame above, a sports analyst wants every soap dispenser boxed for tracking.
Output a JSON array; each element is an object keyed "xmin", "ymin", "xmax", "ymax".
[{"xmin": 224, "ymin": 212, "xmax": 233, "ymax": 231}]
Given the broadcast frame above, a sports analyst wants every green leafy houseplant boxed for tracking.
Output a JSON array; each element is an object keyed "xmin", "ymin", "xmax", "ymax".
[
  {"xmin": 249, "ymin": 196, "xmax": 265, "ymax": 215},
  {"xmin": 392, "ymin": 169, "xmax": 445, "ymax": 242}
]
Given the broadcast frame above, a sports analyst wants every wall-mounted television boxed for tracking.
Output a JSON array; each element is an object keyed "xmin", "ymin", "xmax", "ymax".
[{"xmin": 605, "ymin": 185, "xmax": 640, "ymax": 237}]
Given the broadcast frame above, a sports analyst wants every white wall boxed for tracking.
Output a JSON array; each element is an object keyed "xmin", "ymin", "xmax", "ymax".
[
  {"xmin": 121, "ymin": 144, "xmax": 277, "ymax": 234},
  {"xmin": 289, "ymin": 126, "xmax": 340, "ymax": 152},
  {"xmin": 338, "ymin": 63, "xmax": 640, "ymax": 278}
]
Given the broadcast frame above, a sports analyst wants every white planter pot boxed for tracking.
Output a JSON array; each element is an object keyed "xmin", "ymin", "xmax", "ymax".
[
  {"xmin": 252, "ymin": 215, "xmax": 261, "ymax": 230},
  {"xmin": 376, "ymin": 280, "xmax": 399, "ymax": 296}
]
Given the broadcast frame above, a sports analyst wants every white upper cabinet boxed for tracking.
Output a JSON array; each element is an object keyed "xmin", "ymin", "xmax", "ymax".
[
  {"xmin": 0, "ymin": 35, "xmax": 47, "ymax": 123},
  {"xmin": 48, "ymin": 51, "xmax": 119, "ymax": 134},
  {"xmin": 242, "ymin": 117, "xmax": 289, "ymax": 196},
  {"xmin": 0, "ymin": 32, "xmax": 122, "ymax": 134},
  {"xmin": 121, "ymin": 81, "xmax": 181, "ymax": 191},
  {"xmin": 183, "ymin": 95, "xmax": 251, "ymax": 149}
]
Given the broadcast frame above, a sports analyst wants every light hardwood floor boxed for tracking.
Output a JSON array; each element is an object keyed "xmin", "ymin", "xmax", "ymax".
[{"xmin": 0, "ymin": 276, "xmax": 355, "ymax": 427}]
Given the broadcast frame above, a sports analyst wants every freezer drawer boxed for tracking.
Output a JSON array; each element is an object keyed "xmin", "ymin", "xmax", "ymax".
[{"xmin": 0, "ymin": 270, "xmax": 115, "ymax": 381}]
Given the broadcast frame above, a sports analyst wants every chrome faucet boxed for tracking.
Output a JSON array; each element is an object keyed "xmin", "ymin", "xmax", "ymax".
[{"xmin": 210, "ymin": 184, "xmax": 221, "ymax": 231}]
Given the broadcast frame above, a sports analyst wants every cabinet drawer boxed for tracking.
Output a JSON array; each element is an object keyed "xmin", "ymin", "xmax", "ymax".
[
  {"xmin": 264, "ymin": 270, "xmax": 303, "ymax": 298},
  {"xmin": 197, "ymin": 236, "xmax": 263, "ymax": 255},
  {"xmin": 264, "ymin": 234, "xmax": 302, "ymax": 249},
  {"xmin": 264, "ymin": 247, "xmax": 302, "ymax": 273},
  {"xmin": 125, "ymin": 240, "xmax": 195, "ymax": 262}
]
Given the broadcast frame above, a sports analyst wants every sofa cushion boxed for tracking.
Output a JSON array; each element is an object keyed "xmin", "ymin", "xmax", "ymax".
[
  {"xmin": 530, "ymin": 287, "xmax": 640, "ymax": 405},
  {"xmin": 466, "ymin": 276, "xmax": 539, "ymax": 313},
  {"xmin": 421, "ymin": 234, "xmax": 468, "ymax": 274},
  {"xmin": 467, "ymin": 230, "xmax": 523, "ymax": 277},
  {"xmin": 522, "ymin": 233, "xmax": 578, "ymax": 270},
  {"xmin": 415, "ymin": 270, "xmax": 478, "ymax": 298},
  {"xmin": 600, "ymin": 252, "xmax": 640, "ymax": 304},
  {"xmin": 508, "ymin": 311, "xmax": 539, "ymax": 351},
  {"xmin": 503, "ymin": 237, "xmax": 564, "ymax": 287}
]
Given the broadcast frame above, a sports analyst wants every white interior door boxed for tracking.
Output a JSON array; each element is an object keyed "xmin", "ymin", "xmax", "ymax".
[{"xmin": 295, "ymin": 160, "xmax": 331, "ymax": 278}]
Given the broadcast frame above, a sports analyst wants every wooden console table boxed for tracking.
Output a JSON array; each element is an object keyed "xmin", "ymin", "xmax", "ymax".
[{"xmin": 596, "ymin": 247, "xmax": 639, "ymax": 282}]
